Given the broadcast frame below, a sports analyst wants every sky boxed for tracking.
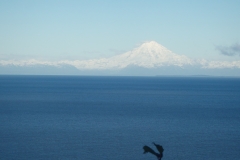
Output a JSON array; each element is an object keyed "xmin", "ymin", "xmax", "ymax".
[{"xmin": 0, "ymin": 0, "xmax": 240, "ymax": 75}]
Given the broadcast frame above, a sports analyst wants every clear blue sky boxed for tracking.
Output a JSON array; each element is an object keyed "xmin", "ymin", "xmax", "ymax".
[{"xmin": 1, "ymin": 0, "xmax": 240, "ymax": 61}]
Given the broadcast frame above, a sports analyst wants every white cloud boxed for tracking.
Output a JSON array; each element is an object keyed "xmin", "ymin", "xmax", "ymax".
[
  {"xmin": 202, "ymin": 60, "xmax": 240, "ymax": 69},
  {"xmin": 2, "ymin": 57, "xmax": 240, "ymax": 71},
  {"xmin": 0, "ymin": 59, "xmax": 60, "ymax": 67}
]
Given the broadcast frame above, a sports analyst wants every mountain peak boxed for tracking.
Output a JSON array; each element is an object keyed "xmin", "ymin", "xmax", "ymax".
[
  {"xmin": 140, "ymin": 41, "xmax": 163, "ymax": 47},
  {"xmin": 142, "ymin": 41, "xmax": 160, "ymax": 45},
  {"xmin": 134, "ymin": 41, "xmax": 170, "ymax": 54}
]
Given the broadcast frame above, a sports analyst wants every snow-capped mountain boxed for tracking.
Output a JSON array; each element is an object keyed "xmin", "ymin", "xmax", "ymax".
[
  {"xmin": 1, "ymin": 41, "xmax": 240, "ymax": 76},
  {"xmin": 67, "ymin": 41, "xmax": 194, "ymax": 70}
]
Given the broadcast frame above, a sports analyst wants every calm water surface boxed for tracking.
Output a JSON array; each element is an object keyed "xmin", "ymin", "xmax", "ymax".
[{"xmin": 0, "ymin": 76, "xmax": 240, "ymax": 160}]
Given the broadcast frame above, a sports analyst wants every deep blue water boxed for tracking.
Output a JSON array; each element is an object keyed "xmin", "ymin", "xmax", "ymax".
[{"xmin": 0, "ymin": 75, "xmax": 240, "ymax": 160}]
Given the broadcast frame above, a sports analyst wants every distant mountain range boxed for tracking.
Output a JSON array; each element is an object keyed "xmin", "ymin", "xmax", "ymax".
[{"xmin": 1, "ymin": 41, "xmax": 240, "ymax": 76}]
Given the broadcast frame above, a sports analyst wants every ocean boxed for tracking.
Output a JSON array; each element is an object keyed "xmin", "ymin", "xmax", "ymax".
[{"xmin": 0, "ymin": 75, "xmax": 240, "ymax": 160}]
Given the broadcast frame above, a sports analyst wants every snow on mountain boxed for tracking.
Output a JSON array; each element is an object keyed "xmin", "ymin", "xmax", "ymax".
[
  {"xmin": 1, "ymin": 41, "xmax": 240, "ymax": 73},
  {"xmin": 67, "ymin": 41, "xmax": 195, "ymax": 70}
]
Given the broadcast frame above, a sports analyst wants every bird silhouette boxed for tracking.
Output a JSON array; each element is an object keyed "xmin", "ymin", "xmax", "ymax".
[{"xmin": 143, "ymin": 142, "xmax": 164, "ymax": 160}]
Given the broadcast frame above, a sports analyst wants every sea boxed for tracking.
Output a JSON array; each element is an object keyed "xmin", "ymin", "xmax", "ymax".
[{"xmin": 0, "ymin": 75, "xmax": 240, "ymax": 160}]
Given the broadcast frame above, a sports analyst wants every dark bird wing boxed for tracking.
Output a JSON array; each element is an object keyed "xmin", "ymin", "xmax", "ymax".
[
  {"xmin": 153, "ymin": 142, "xmax": 164, "ymax": 154},
  {"xmin": 143, "ymin": 145, "xmax": 158, "ymax": 156}
]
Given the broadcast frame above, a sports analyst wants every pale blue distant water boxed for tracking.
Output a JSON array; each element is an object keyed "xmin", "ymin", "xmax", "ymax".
[{"xmin": 0, "ymin": 76, "xmax": 240, "ymax": 160}]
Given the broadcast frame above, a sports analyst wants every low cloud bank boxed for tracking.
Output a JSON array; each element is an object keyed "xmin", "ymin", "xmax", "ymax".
[{"xmin": 1, "ymin": 58, "xmax": 240, "ymax": 70}]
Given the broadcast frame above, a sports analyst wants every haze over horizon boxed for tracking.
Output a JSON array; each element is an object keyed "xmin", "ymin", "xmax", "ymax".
[{"xmin": 1, "ymin": 1, "xmax": 240, "ymax": 76}]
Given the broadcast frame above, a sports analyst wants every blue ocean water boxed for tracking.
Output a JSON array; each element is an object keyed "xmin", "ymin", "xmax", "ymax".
[{"xmin": 0, "ymin": 76, "xmax": 240, "ymax": 160}]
